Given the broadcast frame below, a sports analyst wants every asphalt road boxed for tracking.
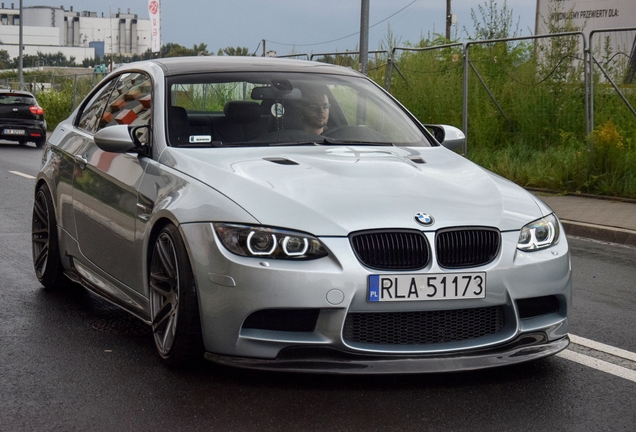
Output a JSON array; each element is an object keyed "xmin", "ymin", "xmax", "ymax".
[{"xmin": 1, "ymin": 142, "xmax": 635, "ymax": 431}]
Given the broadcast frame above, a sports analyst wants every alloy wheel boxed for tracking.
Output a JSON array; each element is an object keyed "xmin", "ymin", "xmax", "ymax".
[
  {"xmin": 32, "ymin": 189, "xmax": 50, "ymax": 279},
  {"xmin": 149, "ymin": 232, "xmax": 181, "ymax": 357}
]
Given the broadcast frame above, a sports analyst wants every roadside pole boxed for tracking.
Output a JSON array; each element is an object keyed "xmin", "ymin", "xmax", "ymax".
[
  {"xmin": 18, "ymin": 0, "xmax": 24, "ymax": 90},
  {"xmin": 360, "ymin": 0, "xmax": 369, "ymax": 75}
]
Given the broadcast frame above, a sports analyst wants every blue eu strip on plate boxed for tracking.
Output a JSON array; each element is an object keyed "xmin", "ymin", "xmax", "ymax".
[{"xmin": 368, "ymin": 275, "xmax": 380, "ymax": 302}]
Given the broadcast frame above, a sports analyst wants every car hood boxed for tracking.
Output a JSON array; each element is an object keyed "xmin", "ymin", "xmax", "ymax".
[{"xmin": 161, "ymin": 146, "xmax": 545, "ymax": 236}]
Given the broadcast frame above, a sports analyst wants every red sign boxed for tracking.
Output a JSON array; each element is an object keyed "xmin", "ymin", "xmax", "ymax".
[{"xmin": 149, "ymin": 1, "xmax": 159, "ymax": 15}]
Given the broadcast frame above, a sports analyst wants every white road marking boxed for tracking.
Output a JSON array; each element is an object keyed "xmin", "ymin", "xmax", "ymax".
[
  {"xmin": 569, "ymin": 334, "xmax": 636, "ymax": 363},
  {"xmin": 9, "ymin": 170, "xmax": 35, "ymax": 179},
  {"xmin": 557, "ymin": 350, "xmax": 636, "ymax": 383}
]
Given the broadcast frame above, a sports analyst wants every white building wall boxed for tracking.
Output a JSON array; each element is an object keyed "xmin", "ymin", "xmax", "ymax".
[
  {"xmin": 0, "ymin": 25, "xmax": 59, "ymax": 46},
  {"xmin": 0, "ymin": 5, "xmax": 150, "ymax": 64},
  {"xmin": 536, "ymin": 0, "xmax": 636, "ymax": 35},
  {"xmin": 76, "ymin": 16, "xmax": 151, "ymax": 56}
]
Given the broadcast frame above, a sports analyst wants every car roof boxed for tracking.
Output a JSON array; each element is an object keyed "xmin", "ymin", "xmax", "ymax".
[
  {"xmin": 125, "ymin": 56, "xmax": 364, "ymax": 78},
  {"xmin": 0, "ymin": 89, "xmax": 35, "ymax": 97}
]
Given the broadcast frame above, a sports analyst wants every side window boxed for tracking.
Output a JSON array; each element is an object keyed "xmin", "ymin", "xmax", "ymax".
[
  {"xmin": 76, "ymin": 77, "xmax": 120, "ymax": 133},
  {"xmin": 99, "ymin": 73, "xmax": 152, "ymax": 130},
  {"xmin": 98, "ymin": 72, "xmax": 152, "ymax": 145}
]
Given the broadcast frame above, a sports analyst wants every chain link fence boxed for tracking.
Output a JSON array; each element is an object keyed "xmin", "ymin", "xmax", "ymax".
[
  {"xmin": 0, "ymin": 71, "xmax": 101, "ymax": 109},
  {"xmin": 310, "ymin": 28, "xmax": 634, "ymax": 155},
  {"xmin": 589, "ymin": 27, "xmax": 636, "ymax": 133},
  {"xmin": 6, "ymin": 30, "xmax": 633, "ymax": 148}
]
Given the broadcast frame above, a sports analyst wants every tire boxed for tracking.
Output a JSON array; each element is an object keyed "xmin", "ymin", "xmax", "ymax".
[
  {"xmin": 35, "ymin": 137, "xmax": 46, "ymax": 148},
  {"xmin": 149, "ymin": 224, "xmax": 204, "ymax": 366},
  {"xmin": 32, "ymin": 184, "xmax": 66, "ymax": 288},
  {"xmin": 18, "ymin": 140, "xmax": 27, "ymax": 146}
]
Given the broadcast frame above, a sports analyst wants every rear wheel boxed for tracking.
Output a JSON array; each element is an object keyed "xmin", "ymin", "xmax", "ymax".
[
  {"xmin": 35, "ymin": 137, "xmax": 46, "ymax": 148},
  {"xmin": 149, "ymin": 224, "xmax": 204, "ymax": 366},
  {"xmin": 32, "ymin": 184, "xmax": 66, "ymax": 288}
]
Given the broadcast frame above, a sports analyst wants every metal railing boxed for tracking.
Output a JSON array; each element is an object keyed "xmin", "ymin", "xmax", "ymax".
[{"xmin": 306, "ymin": 28, "xmax": 633, "ymax": 154}]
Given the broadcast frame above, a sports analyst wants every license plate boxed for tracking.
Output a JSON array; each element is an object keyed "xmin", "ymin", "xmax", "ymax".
[
  {"xmin": 3, "ymin": 128, "xmax": 25, "ymax": 135},
  {"xmin": 368, "ymin": 273, "xmax": 486, "ymax": 302}
]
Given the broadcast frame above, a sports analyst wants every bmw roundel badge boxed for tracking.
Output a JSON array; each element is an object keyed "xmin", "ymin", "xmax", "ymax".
[{"xmin": 414, "ymin": 212, "xmax": 434, "ymax": 226}]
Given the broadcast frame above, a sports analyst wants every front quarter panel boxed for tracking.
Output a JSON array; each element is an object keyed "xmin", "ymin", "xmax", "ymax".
[
  {"xmin": 37, "ymin": 119, "xmax": 87, "ymax": 241},
  {"xmin": 135, "ymin": 158, "xmax": 260, "ymax": 297}
]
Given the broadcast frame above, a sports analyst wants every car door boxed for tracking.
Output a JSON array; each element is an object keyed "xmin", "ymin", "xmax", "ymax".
[{"xmin": 71, "ymin": 72, "xmax": 153, "ymax": 291}]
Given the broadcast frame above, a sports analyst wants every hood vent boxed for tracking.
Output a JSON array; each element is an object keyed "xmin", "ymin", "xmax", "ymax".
[
  {"xmin": 263, "ymin": 157, "xmax": 298, "ymax": 165},
  {"xmin": 407, "ymin": 156, "xmax": 426, "ymax": 164}
]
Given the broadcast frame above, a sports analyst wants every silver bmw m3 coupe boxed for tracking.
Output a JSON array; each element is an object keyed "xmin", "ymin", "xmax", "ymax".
[{"xmin": 32, "ymin": 57, "xmax": 571, "ymax": 373}]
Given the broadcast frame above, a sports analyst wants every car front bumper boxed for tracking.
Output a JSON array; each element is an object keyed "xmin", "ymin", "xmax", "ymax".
[{"xmin": 181, "ymin": 222, "xmax": 572, "ymax": 373}]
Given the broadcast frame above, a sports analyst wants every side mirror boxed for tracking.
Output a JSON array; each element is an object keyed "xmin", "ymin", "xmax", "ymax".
[
  {"xmin": 424, "ymin": 124, "xmax": 466, "ymax": 151},
  {"xmin": 93, "ymin": 125, "xmax": 137, "ymax": 153}
]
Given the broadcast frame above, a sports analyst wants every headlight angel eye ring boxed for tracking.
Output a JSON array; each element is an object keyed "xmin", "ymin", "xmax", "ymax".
[
  {"xmin": 247, "ymin": 231, "xmax": 277, "ymax": 255},
  {"xmin": 214, "ymin": 223, "xmax": 327, "ymax": 260},
  {"xmin": 517, "ymin": 214, "xmax": 560, "ymax": 251}
]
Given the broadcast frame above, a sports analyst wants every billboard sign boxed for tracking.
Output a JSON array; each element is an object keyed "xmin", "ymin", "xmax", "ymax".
[{"xmin": 536, "ymin": 0, "xmax": 636, "ymax": 34}]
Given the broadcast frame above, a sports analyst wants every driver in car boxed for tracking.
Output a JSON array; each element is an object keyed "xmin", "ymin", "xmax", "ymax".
[{"xmin": 299, "ymin": 91, "xmax": 330, "ymax": 135}]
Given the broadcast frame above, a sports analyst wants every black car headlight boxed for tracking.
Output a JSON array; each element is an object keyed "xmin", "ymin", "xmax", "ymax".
[
  {"xmin": 213, "ymin": 223, "xmax": 328, "ymax": 260},
  {"xmin": 517, "ymin": 214, "xmax": 560, "ymax": 251}
]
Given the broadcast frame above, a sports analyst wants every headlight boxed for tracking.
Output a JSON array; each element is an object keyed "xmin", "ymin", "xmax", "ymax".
[
  {"xmin": 213, "ymin": 223, "xmax": 328, "ymax": 260},
  {"xmin": 517, "ymin": 214, "xmax": 560, "ymax": 251}
]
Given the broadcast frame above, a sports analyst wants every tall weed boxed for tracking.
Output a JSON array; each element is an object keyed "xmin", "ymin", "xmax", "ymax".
[{"xmin": 37, "ymin": 86, "xmax": 73, "ymax": 130}]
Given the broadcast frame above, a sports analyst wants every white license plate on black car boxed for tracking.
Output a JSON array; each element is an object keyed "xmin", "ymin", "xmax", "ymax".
[
  {"xmin": 3, "ymin": 128, "xmax": 25, "ymax": 135},
  {"xmin": 368, "ymin": 273, "xmax": 486, "ymax": 302}
]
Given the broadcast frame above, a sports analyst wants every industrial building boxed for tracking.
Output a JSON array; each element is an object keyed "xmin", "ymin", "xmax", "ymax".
[{"xmin": 0, "ymin": 4, "xmax": 151, "ymax": 63}]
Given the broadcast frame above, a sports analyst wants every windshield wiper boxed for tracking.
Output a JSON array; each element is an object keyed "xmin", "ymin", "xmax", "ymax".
[
  {"xmin": 320, "ymin": 137, "xmax": 395, "ymax": 146},
  {"xmin": 269, "ymin": 141, "xmax": 322, "ymax": 147}
]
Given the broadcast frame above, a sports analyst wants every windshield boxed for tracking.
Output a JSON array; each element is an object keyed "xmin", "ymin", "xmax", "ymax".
[{"xmin": 166, "ymin": 72, "xmax": 432, "ymax": 148}]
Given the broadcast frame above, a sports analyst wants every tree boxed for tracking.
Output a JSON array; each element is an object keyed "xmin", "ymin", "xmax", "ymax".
[
  {"xmin": 218, "ymin": 46, "xmax": 252, "ymax": 56},
  {"xmin": 81, "ymin": 55, "xmax": 102, "ymax": 67},
  {"xmin": 0, "ymin": 50, "xmax": 10, "ymax": 69},
  {"xmin": 15, "ymin": 51, "xmax": 78, "ymax": 68},
  {"xmin": 162, "ymin": 42, "xmax": 210, "ymax": 57},
  {"xmin": 130, "ymin": 48, "xmax": 156, "ymax": 62},
  {"xmin": 193, "ymin": 43, "xmax": 209, "ymax": 56},
  {"xmin": 464, "ymin": 0, "xmax": 521, "ymax": 41}
]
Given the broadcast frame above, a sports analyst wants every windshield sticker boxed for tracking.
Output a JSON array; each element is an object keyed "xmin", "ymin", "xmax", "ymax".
[
  {"xmin": 189, "ymin": 135, "xmax": 212, "ymax": 143},
  {"xmin": 271, "ymin": 103, "xmax": 285, "ymax": 118}
]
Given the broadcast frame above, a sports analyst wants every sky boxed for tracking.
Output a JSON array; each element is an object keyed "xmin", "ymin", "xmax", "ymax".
[{"xmin": 23, "ymin": 0, "xmax": 538, "ymax": 56}]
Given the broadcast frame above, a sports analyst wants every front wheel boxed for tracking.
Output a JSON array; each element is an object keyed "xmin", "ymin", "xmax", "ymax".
[
  {"xmin": 149, "ymin": 224, "xmax": 204, "ymax": 366},
  {"xmin": 32, "ymin": 184, "xmax": 66, "ymax": 288}
]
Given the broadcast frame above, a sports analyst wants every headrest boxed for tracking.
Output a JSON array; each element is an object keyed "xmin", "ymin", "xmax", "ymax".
[{"xmin": 224, "ymin": 101, "xmax": 261, "ymax": 123}]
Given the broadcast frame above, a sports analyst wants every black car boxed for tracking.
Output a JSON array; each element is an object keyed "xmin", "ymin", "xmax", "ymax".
[{"xmin": 0, "ymin": 89, "xmax": 46, "ymax": 147}]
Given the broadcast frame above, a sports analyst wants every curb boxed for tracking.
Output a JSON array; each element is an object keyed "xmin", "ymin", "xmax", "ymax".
[
  {"xmin": 527, "ymin": 188, "xmax": 636, "ymax": 205},
  {"xmin": 561, "ymin": 220, "xmax": 636, "ymax": 247}
]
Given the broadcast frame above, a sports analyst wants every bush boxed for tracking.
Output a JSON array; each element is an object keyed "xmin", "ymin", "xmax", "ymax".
[{"xmin": 37, "ymin": 87, "xmax": 73, "ymax": 130}]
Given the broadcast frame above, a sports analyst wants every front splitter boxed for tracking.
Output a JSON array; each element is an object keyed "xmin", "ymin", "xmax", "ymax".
[{"xmin": 204, "ymin": 333, "xmax": 570, "ymax": 374}]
